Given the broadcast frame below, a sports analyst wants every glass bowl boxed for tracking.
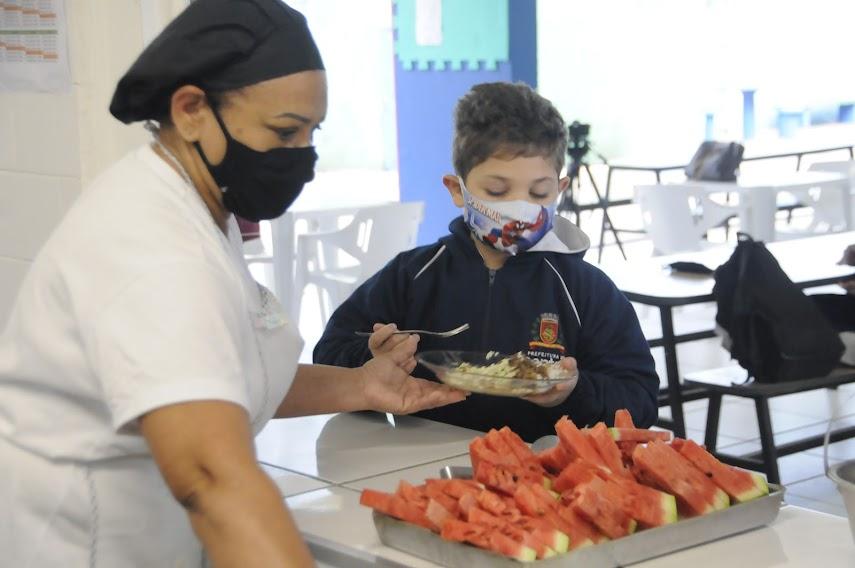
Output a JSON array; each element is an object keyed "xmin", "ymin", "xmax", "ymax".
[{"xmin": 416, "ymin": 350, "xmax": 578, "ymax": 397}]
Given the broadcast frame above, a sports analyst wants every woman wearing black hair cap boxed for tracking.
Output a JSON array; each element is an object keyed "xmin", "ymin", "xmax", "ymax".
[{"xmin": 0, "ymin": 1, "xmax": 466, "ymax": 565}]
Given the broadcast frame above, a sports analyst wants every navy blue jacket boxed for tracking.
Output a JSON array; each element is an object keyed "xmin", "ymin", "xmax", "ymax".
[{"xmin": 313, "ymin": 217, "xmax": 659, "ymax": 441}]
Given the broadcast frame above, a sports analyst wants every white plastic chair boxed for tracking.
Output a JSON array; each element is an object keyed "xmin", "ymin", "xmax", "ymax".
[
  {"xmin": 294, "ymin": 201, "xmax": 425, "ymax": 326},
  {"xmin": 634, "ymin": 184, "xmax": 739, "ymax": 255},
  {"xmin": 802, "ymin": 161, "xmax": 855, "ymax": 233}
]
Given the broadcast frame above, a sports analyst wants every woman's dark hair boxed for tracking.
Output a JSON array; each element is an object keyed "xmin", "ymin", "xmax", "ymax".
[{"xmin": 452, "ymin": 82, "xmax": 567, "ymax": 180}]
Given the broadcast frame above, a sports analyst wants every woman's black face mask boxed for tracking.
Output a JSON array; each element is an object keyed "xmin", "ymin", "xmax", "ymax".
[{"xmin": 194, "ymin": 104, "xmax": 317, "ymax": 222}]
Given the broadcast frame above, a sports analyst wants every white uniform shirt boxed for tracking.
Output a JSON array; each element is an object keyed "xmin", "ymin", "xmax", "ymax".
[{"xmin": 0, "ymin": 144, "xmax": 303, "ymax": 566}]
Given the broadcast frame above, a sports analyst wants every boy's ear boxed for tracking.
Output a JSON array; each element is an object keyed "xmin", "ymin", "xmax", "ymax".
[
  {"xmin": 558, "ymin": 176, "xmax": 570, "ymax": 193},
  {"xmin": 443, "ymin": 174, "xmax": 465, "ymax": 208}
]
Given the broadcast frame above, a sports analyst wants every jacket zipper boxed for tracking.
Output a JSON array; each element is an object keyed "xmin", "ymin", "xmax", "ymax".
[{"xmin": 481, "ymin": 269, "xmax": 496, "ymax": 349}]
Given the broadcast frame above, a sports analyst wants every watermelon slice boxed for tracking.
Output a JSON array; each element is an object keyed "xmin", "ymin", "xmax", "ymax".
[
  {"xmin": 556, "ymin": 505, "xmax": 605, "ymax": 548},
  {"xmin": 426, "ymin": 478, "xmax": 482, "ymax": 499},
  {"xmin": 387, "ymin": 495, "xmax": 434, "ymax": 530},
  {"xmin": 488, "ymin": 532, "xmax": 537, "ymax": 562},
  {"xmin": 611, "ymin": 477, "xmax": 678, "ymax": 528},
  {"xmin": 359, "ymin": 488, "xmax": 393, "ymax": 512},
  {"xmin": 556, "ymin": 416, "xmax": 608, "ymax": 470},
  {"xmin": 470, "ymin": 436, "xmax": 517, "ymax": 470},
  {"xmin": 475, "ymin": 489, "xmax": 508, "ymax": 515},
  {"xmin": 632, "ymin": 441, "xmax": 730, "ymax": 516},
  {"xmin": 537, "ymin": 444, "xmax": 572, "ymax": 474},
  {"xmin": 571, "ymin": 477, "xmax": 637, "ymax": 539},
  {"xmin": 608, "ymin": 427, "xmax": 673, "ymax": 443},
  {"xmin": 441, "ymin": 518, "xmax": 490, "ymax": 548},
  {"xmin": 677, "ymin": 439, "xmax": 769, "ymax": 503},
  {"xmin": 425, "ymin": 498, "xmax": 454, "ymax": 531},
  {"xmin": 554, "ymin": 460, "xmax": 601, "ymax": 493},
  {"xmin": 614, "ymin": 409, "xmax": 635, "ymax": 428},
  {"xmin": 499, "ymin": 426, "xmax": 539, "ymax": 464},
  {"xmin": 395, "ymin": 480, "xmax": 428, "ymax": 509},
  {"xmin": 484, "ymin": 429, "xmax": 523, "ymax": 466},
  {"xmin": 587, "ymin": 422, "xmax": 632, "ymax": 478}
]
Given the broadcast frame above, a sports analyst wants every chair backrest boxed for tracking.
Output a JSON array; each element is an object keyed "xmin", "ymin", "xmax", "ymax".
[
  {"xmin": 800, "ymin": 162, "xmax": 855, "ymax": 232},
  {"xmin": 635, "ymin": 184, "xmax": 737, "ymax": 255},
  {"xmin": 302, "ymin": 201, "xmax": 424, "ymax": 283}
]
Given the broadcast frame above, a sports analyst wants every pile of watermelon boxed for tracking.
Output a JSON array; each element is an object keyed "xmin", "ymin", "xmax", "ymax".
[{"xmin": 360, "ymin": 410, "xmax": 770, "ymax": 562}]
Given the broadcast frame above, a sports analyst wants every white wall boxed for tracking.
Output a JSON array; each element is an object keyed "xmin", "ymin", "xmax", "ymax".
[{"xmin": 0, "ymin": 0, "xmax": 183, "ymax": 325}]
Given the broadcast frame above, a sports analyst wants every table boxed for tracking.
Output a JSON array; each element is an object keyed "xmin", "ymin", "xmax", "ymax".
[
  {"xmin": 254, "ymin": 412, "xmax": 855, "ymax": 566},
  {"xmin": 679, "ymin": 170, "xmax": 851, "ymax": 242},
  {"xmin": 590, "ymin": 142, "xmax": 855, "ymax": 261},
  {"xmin": 599, "ymin": 232, "xmax": 855, "ymax": 437}
]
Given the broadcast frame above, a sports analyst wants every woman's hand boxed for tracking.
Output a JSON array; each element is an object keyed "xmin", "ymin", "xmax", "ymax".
[
  {"xmin": 522, "ymin": 357, "xmax": 579, "ymax": 408},
  {"xmin": 368, "ymin": 323, "xmax": 412, "ymax": 360},
  {"xmin": 358, "ymin": 334, "xmax": 468, "ymax": 414}
]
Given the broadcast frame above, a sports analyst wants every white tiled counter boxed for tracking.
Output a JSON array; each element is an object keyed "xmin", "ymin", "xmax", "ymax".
[{"xmin": 255, "ymin": 412, "xmax": 855, "ymax": 567}]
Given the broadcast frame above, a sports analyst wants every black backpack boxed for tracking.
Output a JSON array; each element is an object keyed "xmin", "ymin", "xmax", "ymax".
[
  {"xmin": 713, "ymin": 233, "xmax": 843, "ymax": 382},
  {"xmin": 685, "ymin": 141, "xmax": 744, "ymax": 182}
]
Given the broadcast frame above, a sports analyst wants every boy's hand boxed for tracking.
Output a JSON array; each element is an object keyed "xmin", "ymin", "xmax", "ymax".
[
  {"xmin": 522, "ymin": 357, "xmax": 579, "ymax": 408},
  {"xmin": 368, "ymin": 323, "xmax": 415, "ymax": 360}
]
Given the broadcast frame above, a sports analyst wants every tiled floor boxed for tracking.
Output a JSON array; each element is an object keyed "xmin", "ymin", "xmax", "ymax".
[{"xmin": 635, "ymin": 300, "xmax": 854, "ymax": 519}]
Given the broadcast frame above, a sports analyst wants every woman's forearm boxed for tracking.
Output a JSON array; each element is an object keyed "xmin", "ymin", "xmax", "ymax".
[
  {"xmin": 187, "ymin": 466, "xmax": 313, "ymax": 567},
  {"xmin": 276, "ymin": 364, "xmax": 366, "ymax": 418},
  {"xmin": 140, "ymin": 401, "xmax": 315, "ymax": 567}
]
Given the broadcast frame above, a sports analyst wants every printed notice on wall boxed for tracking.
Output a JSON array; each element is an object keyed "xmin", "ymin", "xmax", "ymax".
[{"xmin": 0, "ymin": 0, "xmax": 71, "ymax": 93}]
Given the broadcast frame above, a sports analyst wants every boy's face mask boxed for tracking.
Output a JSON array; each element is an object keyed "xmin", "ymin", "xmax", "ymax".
[{"xmin": 459, "ymin": 177, "xmax": 555, "ymax": 255}]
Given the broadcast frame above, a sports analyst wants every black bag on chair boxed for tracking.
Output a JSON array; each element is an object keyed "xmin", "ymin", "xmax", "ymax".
[
  {"xmin": 685, "ymin": 141, "xmax": 744, "ymax": 182},
  {"xmin": 713, "ymin": 233, "xmax": 844, "ymax": 383}
]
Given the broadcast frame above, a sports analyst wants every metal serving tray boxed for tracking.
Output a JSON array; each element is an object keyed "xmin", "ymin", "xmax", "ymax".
[{"xmin": 372, "ymin": 466, "xmax": 784, "ymax": 567}]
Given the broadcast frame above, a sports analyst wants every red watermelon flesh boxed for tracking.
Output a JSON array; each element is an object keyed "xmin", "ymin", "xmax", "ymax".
[
  {"xmin": 470, "ymin": 436, "xmax": 517, "ymax": 470},
  {"xmin": 556, "ymin": 416, "xmax": 608, "ymax": 470},
  {"xmin": 556, "ymin": 505, "xmax": 606, "ymax": 548},
  {"xmin": 554, "ymin": 460, "xmax": 601, "ymax": 493},
  {"xmin": 359, "ymin": 488, "xmax": 393, "ymax": 513},
  {"xmin": 678, "ymin": 439, "xmax": 769, "ymax": 503},
  {"xmin": 632, "ymin": 441, "xmax": 730, "ymax": 516},
  {"xmin": 475, "ymin": 489, "xmax": 507, "ymax": 515},
  {"xmin": 571, "ymin": 477, "xmax": 637, "ymax": 539},
  {"xmin": 587, "ymin": 422, "xmax": 632, "ymax": 479},
  {"xmin": 425, "ymin": 498, "xmax": 454, "ymax": 531},
  {"xmin": 537, "ymin": 444, "xmax": 572, "ymax": 474},
  {"xmin": 484, "ymin": 429, "xmax": 523, "ymax": 467},
  {"xmin": 423, "ymin": 486, "xmax": 459, "ymax": 516},
  {"xmin": 611, "ymin": 477, "xmax": 678, "ymax": 528},
  {"xmin": 441, "ymin": 519, "xmax": 490, "ymax": 548},
  {"xmin": 388, "ymin": 495, "xmax": 434, "ymax": 530},
  {"xmin": 499, "ymin": 426, "xmax": 540, "ymax": 464},
  {"xmin": 428, "ymin": 478, "xmax": 482, "ymax": 499},
  {"xmin": 395, "ymin": 480, "xmax": 428, "ymax": 509},
  {"xmin": 614, "ymin": 409, "xmax": 635, "ymax": 428},
  {"xmin": 488, "ymin": 532, "xmax": 537, "ymax": 562},
  {"xmin": 608, "ymin": 427, "xmax": 672, "ymax": 443},
  {"xmin": 458, "ymin": 492, "xmax": 478, "ymax": 516}
]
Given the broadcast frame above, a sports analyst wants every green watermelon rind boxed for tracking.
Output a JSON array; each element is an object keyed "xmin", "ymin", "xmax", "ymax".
[
  {"xmin": 733, "ymin": 472, "xmax": 770, "ymax": 503},
  {"xmin": 660, "ymin": 492, "xmax": 678, "ymax": 524}
]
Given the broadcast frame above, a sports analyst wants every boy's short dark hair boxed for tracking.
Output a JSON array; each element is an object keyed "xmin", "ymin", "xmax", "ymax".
[{"xmin": 453, "ymin": 82, "xmax": 567, "ymax": 181}]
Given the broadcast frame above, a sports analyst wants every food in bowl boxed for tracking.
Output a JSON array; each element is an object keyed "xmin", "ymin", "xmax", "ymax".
[{"xmin": 417, "ymin": 350, "xmax": 576, "ymax": 397}]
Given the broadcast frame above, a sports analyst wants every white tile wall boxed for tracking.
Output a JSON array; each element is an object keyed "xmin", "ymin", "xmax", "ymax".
[
  {"xmin": 0, "ymin": 171, "xmax": 80, "ymax": 261},
  {"xmin": 5, "ymin": 93, "xmax": 80, "ymax": 178},
  {"xmin": 0, "ymin": 1, "xmax": 183, "ymax": 315}
]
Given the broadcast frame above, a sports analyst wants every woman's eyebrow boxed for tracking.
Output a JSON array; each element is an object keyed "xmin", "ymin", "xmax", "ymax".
[{"xmin": 275, "ymin": 112, "xmax": 311, "ymax": 122}]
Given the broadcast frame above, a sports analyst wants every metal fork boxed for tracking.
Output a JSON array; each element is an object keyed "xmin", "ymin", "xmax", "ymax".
[{"xmin": 354, "ymin": 323, "xmax": 470, "ymax": 338}]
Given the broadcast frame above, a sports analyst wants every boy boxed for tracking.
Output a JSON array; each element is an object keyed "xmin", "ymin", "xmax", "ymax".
[{"xmin": 313, "ymin": 82, "xmax": 658, "ymax": 441}]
